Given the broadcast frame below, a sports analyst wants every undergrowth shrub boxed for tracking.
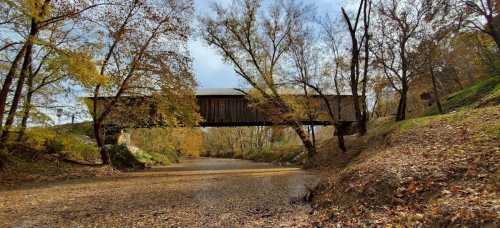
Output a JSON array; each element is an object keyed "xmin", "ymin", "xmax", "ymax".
[
  {"xmin": 148, "ymin": 151, "xmax": 178, "ymax": 165},
  {"xmin": 105, "ymin": 145, "xmax": 145, "ymax": 170},
  {"xmin": 12, "ymin": 127, "xmax": 100, "ymax": 163},
  {"xmin": 44, "ymin": 138, "xmax": 65, "ymax": 154},
  {"xmin": 57, "ymin": 134, "xmax": 99, "ymax": 162}
]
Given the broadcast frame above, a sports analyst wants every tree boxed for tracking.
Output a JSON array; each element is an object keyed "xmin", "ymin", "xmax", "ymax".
[
  {"xmin": 287, "ymin": 15, "xmax": 320, "ymax": 150},
  {"xmin": 418, "ymin": 0, "xmax": 464, "ymax": 114},
  {"xmin": 286, "ymin": 14, "xmax": 350, "ymax": 152},
  {"xmin": 17, "ymin": 25, "xmax": 82, "ymax": 140},
  {"xmin": 87, "ymin": 0, "xmax": 197, "ymax": 164},
  {"xmin": 341, "ymin": 0, "xmax": 372, "ymax": 134},
  {"xmin": 464, "ymin": 0, "xmax": 500, "ymax": 50},
  {"xmin": 372, "ymin": 0, "xmax": 430, "ymax": 121},
  {"xmin": 0, "ymin": 0, "xmax": 108, "ymax": 142},
  {"xmin": 201, "ymin": 0, "xmax": 317, "ymax": 160},
  {"xmin": 1, "ymin": 0, "xmax": 52, "ymax": 141}
]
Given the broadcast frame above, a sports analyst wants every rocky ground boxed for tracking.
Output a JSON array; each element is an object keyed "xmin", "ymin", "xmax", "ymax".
[{"xmin": 0, "ymin": 158, "xmax": 320, "ymax": 227}]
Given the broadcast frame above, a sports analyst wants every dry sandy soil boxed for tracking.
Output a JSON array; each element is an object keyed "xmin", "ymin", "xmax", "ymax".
[{"xmin": 0, "ymin": 158, "xmax": 320, "ymax": 227}]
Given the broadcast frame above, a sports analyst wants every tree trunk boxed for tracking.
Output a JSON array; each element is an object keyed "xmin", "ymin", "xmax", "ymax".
[
  {"xmin": 371, "ymin": 93, "xmax": 380, "ymax": 119},
  {"xmin": 16, "ymin": 65, "xmax": 34, "ymax": 141},
  {"xmin": 302, "ymin": 83, "xmax": 316, "ymax": 149},
  {"xmin": 342, "ymin": 4, "xmax": 364, "ymax": 135},
  {"xmin": 0, "ymin": 45, "xmax": 26, "ymax": 128},
  {"xmin": 359, "ymin": 0, "xmax": 371, "ymax": 136},
  {"xmin": 396, "ymin": 88, "xmax": 408, "ymax": 121},
  {"xmin": 1, "ymin": 19, "xmax": 38, "ymax": 141},
  {"xmin": 337, "ymin": 134, "xmax": 346, "ymax": 152},
  {"xmin": 92, "ymin": 85, "xmax": 111, "ymax": 165},
  {"xmin": 492, "ymin": 31, "xmax": 500, "ymax": 52},
  {"xmin": 290, "ymin": 123, "xmax": 315, "ymax": 161},
  {"xmin": 310, "ymin": 125, "xmax": 316, "ymax": 148},
  {"xmin": 489, "ymin": 16, "xmax": 500, "ymax": 52},
  {"xmin": 93, "ymin": 119, "xmax": 111, "ymax": 165},
  {"xmin": 350, "ymin": 63, "xmax": 362, "ymax": 123},
  {"xmin": 0, "ymin": 155, "xmax": 4, "ymax": 170},
  {"xmin": 429, "ymin": 64, "xmax": 443, "ymax": 114}
]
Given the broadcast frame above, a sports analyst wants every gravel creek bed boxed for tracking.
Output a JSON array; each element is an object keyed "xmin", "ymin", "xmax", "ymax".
[{"xmin": 0, "ymin": 158, "xmax": 320, "ymax": 227}]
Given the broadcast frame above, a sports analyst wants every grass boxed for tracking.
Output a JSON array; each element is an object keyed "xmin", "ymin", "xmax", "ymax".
[
  {"xmin": 367, "ymin": 76, "xmax": 500, "ymax": 140},
  {"xmin": 130, "ymin": 147, "xmax": 179, "ymax": 166},
  {"xmin": 4, "ymin": 123, "xmax": 182, "ymax": 168},
  {"xmin": 3, "ymin": 126, "xmax": 101, "ymax": 163},
  {"xmin": 52, "ymin": 122, "xmax": 94, "ymax": 138},
  {"xmin": 427, "ymin": 75, "xmax": 500, "ymax": 115}
]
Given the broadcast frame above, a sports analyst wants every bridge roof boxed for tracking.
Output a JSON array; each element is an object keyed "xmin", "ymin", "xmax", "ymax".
[
  {"xmin": 87, "ymin": 88, "xmax": 353, "ymax": 100},
  {"xmin": 196, "ymin": 88, "xmax": 245, "ymax": 96},
  {"xmin": 195, "ymin": 88, "xmax": 353, "ymax": 96}
]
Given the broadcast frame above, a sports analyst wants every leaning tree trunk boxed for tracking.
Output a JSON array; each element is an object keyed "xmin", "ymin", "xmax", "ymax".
[
  {"xmin": 334, "ymin": 122, "xmax": 348, "ymax": 153},
  {"xmin": 0, "ymin": 45, "xmax": 26, "ymax": 128},
  {"xmin": 290, "ymin": 123, "xmax": 316, "ymax": 162},
  {"xmin": 429, "ymin": 64, "xmax": 443, "ymax": 114},
  {"xmin": 17, "ymin": 67, "xmax": 35, "ymax": 141},
  {"xmin": 1, "ymin": 19, "xmax": 38, "ymax": 142}
]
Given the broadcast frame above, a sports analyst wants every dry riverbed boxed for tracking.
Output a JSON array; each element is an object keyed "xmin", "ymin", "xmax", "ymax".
[{"xmin": 0, "ymin": 158, "xmax": 320, "ymax": 227}]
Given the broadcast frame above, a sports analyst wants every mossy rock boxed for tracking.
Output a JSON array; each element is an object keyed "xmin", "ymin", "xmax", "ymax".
[{"xmin": 103, "ymin": 145, "xmax": 146, "ymax": 170}]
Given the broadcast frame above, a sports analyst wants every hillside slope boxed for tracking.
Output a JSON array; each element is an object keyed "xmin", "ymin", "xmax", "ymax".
[
  {"xmin": 428, "ymin": 75, "xmax": 500, "ymax": 115},
  {"xmin": 311, "ymin": 84, "xmax": 500, "ymax": 227}
]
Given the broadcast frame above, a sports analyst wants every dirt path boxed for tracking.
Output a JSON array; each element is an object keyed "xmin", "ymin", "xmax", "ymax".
[{"xmin": 0, "ymin": 158, "xmax": 320, "ymax": 227}]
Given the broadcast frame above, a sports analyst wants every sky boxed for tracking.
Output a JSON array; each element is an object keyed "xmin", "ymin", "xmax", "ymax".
[{"xmin": 191, "ymin": 0, "xmax": 342, "ymax": 89}]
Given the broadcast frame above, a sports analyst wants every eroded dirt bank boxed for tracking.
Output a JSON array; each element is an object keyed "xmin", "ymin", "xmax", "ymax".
[{"xmin": 0, "ymin": 158, "xmax": 319, "ymax": 227}]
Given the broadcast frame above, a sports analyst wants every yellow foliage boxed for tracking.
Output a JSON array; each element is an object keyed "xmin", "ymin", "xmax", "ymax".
[
  {"xmin": 1, "ymin": 0, "xmax": 51, "ymax": 21},
  {"xmin": 23, "ymin": 127, "xmax": 57, "ymax": 150},
  {"xmin": 130, "ymin": 128, "xmax": 203, "ymax": 158},
  {"xmin": 49, "ymin": 51, "xmax": 108, "ymax": 87},
  {"xmin": 24, "ymin": 0, "xmax": 51, "ymax": 21}
]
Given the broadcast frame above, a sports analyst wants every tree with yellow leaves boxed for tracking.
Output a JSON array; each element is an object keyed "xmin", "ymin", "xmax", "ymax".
[
  {"xmin": 0, "ymin": 0, "xmax": 110, "ymax": 143},
  {"xmin": 84, "ymin": 0, "xmax": 197, "ymax": 164}
]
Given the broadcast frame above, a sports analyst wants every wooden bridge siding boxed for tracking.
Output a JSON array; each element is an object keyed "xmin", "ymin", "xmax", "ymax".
[
  {"xmin": 197, "ymin": 96, "xmax": 269, "ymax": 126},
  {"xmin": 91, "ymin": 95, "xmax": 359, "ymax": 127},
  {"xmin": 319, "ymin": 96, "xmax": 357, "ymax": 122},
  {"xmin": 196, "ymin": 95, "xmax": 358, "ymax": 126}
]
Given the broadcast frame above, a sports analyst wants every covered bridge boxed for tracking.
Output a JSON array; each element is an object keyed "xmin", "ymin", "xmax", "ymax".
[{"xmin": 88, "ymin": 89, "xmax": 359, "ymax": 128}]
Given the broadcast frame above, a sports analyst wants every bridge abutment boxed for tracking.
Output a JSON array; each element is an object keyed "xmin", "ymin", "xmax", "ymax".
[{"xmin": 104, "ymin": 127, "xmax": 132, "ymax": 146}]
